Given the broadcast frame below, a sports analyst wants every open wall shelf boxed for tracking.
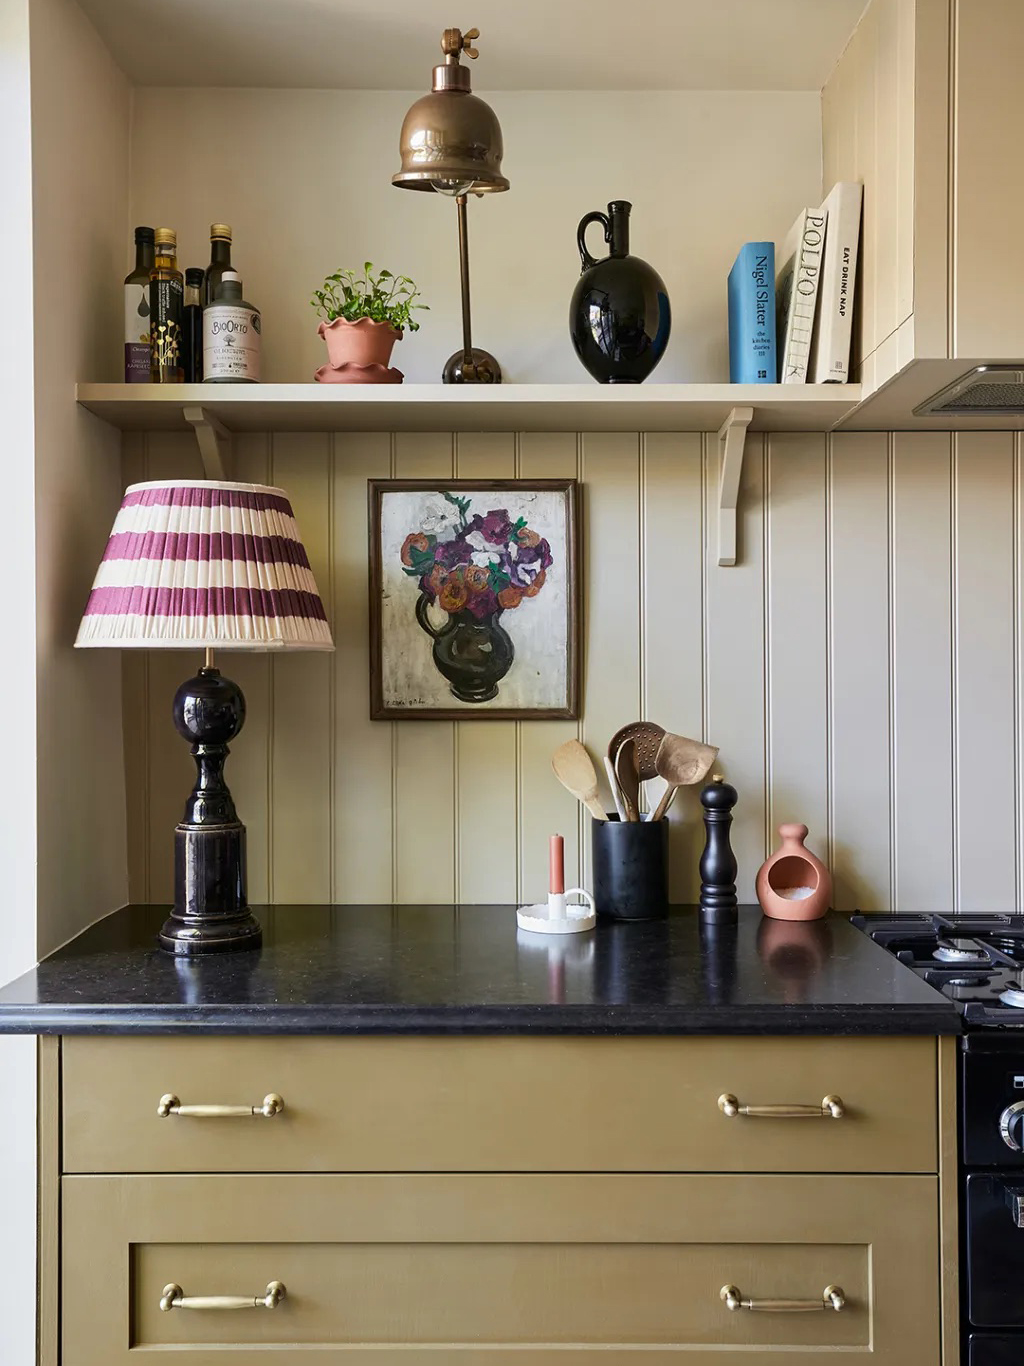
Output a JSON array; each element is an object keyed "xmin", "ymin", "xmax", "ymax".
[{"xmin": 76, "ymin": 383, "xmax": 864, "ymax": 436}]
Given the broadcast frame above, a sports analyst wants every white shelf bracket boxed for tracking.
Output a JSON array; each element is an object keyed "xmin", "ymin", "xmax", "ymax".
[
  {"xmin": 717, "ymin": 405, "xmax": 754, "ymax": 567},
  {"xmin": 183, "ymin": 405, "xmax": 233, "ymax": 480}
]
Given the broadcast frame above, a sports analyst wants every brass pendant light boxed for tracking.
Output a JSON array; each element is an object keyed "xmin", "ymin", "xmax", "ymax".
[{"xmin": 393, "ymin": 27, "xmax": 508, "ymax": 383}]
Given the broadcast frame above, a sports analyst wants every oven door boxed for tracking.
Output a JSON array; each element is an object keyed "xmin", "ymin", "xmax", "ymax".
[
  {"xmin": 967, "ymin": 1174, "xmax": 1024, "ymax": 1327},
  {"xmin": 969, "ymin": 1335, "xmax": 1024, "ymax": 1365}
]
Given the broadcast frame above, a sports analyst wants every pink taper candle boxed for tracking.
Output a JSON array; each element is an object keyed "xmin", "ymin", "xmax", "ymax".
[{"xmin": 549, "ymin": 834, "xmax": 565, "ymax": 895}]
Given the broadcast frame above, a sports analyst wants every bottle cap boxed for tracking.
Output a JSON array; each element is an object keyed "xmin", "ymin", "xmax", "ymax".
[
  {"xmin": 154, "ymin": 227, "xmax": 176, "ymax": 246},
  {"xmin": 134, "ymin": 226, "xmax": 155, "ymax": 242},
  {"xmin": 185, "ymin": 268, "xmax": 205, "ymax": 287},
  {"xmin": 214, "ymin": 271, "xmax": 243, "ymax": 301},
  {"xmin": 210, "ymin": 224, "xmax": 232, "ymax": 240}
]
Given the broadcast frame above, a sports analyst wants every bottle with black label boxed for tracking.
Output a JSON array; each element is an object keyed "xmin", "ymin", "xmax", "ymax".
[
  {"xmin": 203, "ymin": 271, "xmax": 261, "ymax": 383},
  {"xmin": 124, "ymin": 226, "xmax": 154, "ymax": 382},
  {"xmin": 204, "ymin": 224, "xmax": 233, "ymax": 307},
  {"xmin": 149, "ymin": 228, "xmax": 184, "ymax": 383},
  {"xmin": 182, "ymin": 268, "xmax": 205, "ymax": 383}
]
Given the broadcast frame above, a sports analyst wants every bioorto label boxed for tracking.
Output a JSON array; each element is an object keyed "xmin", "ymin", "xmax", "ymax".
[{"xmin": 203, "ymin": 306, "xmax": 261, "ymax": 382}]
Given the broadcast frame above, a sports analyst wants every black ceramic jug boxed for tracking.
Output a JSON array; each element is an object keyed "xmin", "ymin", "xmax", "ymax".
[{"xmin": 569, "ymin": 200, "xmax": 671, "ymax": 384}]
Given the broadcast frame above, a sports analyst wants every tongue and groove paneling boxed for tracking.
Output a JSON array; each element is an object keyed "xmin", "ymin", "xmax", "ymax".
[{"xmin": 124, "ymin": 426, "xmax": 1018, "ymax": 917}]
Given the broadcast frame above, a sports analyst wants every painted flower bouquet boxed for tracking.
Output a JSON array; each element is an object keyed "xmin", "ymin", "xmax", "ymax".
[{"xmin": 400, "ymin": 493, "xmax": 552, "ymax": 619}]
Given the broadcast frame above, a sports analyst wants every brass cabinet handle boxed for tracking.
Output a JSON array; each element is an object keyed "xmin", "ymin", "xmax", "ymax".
[
  {"xmin": 157, "ymin": 1093, "xmax": 284, "ymax": 1119},
  {"xmin": 160, "ymin": 1281, "xmax": 286, "ymax": 1312},
  {"xmin": 718, "ymin": 1093, "xmax": 845, "ymax": 1119},
  {"xmin": 721, "ymin": 1284, "xmax": 846, "ymax": 1313}
]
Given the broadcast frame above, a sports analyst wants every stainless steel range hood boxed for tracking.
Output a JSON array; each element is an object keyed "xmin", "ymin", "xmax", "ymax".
[{"xmin": 914, "ymin": 364, "xmax": 1024, "ymax": 415}]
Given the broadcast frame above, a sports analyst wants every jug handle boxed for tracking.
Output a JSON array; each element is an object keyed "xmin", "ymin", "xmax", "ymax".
[
  {"xmin": 415, "ymin": 592, "xmax": 457, "ymax": 640},
  {"xmin": 577, "ymin": 211, "xmax": 611, "ymax": 271}
]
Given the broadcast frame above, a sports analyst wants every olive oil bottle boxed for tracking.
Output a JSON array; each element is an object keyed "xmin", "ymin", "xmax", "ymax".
[
  {"xmin": 124, "ymin": 226, "xmax": 154, "ymax": 382},
  {"xmin": 204, "ymin": 224, "xmax": 233, "ymax": 307},
  {"xmin": 149, "ymin": 228, "xmax": 184, "ymax": 383},
  {"xmin": 203, "ymin": 271, "xmax": 261, "ymax": 383}
]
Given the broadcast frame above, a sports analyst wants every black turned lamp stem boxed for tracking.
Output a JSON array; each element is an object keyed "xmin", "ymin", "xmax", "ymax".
[
  {"xmin": 158, "ymin": 665, "xmax": 262, "ymax": 955},
  {"xmin": 699, "ymin": 774, "xmax": 739, "ymax": 923},
  {"xmin": 457, "ymin": 193, "xmax": 473, "ymax": 363}
]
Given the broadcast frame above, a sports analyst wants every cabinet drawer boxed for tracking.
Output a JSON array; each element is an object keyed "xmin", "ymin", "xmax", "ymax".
[
  {"xmin": 62, "ymin": 1035, "xmax": 937, "ymax": 1175},
  {"xmin": 62, "ymin": 1172, "xmax": 939, "ymax": 1365}
]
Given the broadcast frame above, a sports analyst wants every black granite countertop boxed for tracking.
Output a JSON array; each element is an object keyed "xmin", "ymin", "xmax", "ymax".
[{"xmin": 0, "ymin": 904, "xmax": 959, "ymax": 1036}]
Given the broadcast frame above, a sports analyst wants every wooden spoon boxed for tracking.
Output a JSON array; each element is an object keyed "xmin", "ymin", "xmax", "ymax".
[
  {"xmin": 614, "ymin": 738, "xmax": 641, "ymax": 822},
  {"xmin": 551, "ymin": 740, "xmax": 607, "ymax": 821},
  {"xmin": 650, "ymin": 733, "xmax": 720, "ymax": 822}
]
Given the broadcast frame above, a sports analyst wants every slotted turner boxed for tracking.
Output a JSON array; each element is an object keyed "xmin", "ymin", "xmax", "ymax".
[{"xmin": 608, "ymin": 721, "xmax": 666, "ymax": 783}]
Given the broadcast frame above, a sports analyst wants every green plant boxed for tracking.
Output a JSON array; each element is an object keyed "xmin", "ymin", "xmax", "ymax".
[{"xmin": 310, "ymin": 262, "xmax": 428, "ymax": 333}]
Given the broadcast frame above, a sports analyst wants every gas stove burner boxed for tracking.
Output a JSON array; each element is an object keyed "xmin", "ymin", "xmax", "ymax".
[
  {"xmin": 933, "ymin": 939, "xmax": 989, "ymax": 964},
  {"xmin": 997, "ymin": 981, "xmax": 1024, "ymax": 1009},
  {"xmin": 990, "ymin": 935, "xmax": 1024, "ymax": 962}
]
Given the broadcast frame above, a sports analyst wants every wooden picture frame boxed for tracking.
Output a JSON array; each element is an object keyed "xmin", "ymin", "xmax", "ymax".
[{"xmin": 368, "ymin": 479, "xmax": 580, "ymax": 721}]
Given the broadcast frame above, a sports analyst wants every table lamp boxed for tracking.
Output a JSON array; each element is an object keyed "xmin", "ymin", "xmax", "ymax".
[
  {"xmin": 393, "ymin": 25, "xmax": 509, "ymax": 384},
  {"xmin": 76, "ymin": 479, "xmax": 333, "ymax": 955}
]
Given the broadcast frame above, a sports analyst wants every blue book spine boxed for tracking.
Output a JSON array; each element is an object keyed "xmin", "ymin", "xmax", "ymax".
[{"xmin": 728, "ymin": 242, "xmax": 776, "ymax": 383}]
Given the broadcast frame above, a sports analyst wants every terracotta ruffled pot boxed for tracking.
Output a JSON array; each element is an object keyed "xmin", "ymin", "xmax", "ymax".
[
  {"xmin": 756, "ymin": 823, "xmax": 831, "ymax": 921},
  {"xmin": 317, "ymin": 317, "xmax": 401, "ymax": 371}
]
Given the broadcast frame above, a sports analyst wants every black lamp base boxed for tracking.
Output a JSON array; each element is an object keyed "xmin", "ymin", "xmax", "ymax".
[
  {"xmin": 443, "ymin": 347, "xmax": 502, "ymax": 383},
  {"xmin": 158, "ymin": 666, "xmax": 261, "ymax": 956}
]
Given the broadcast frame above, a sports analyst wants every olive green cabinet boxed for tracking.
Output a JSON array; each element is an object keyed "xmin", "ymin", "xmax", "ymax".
[
  {"xmin": 48, "ymin": 1035, "xmax": 952, "ymax": 1365},
  {"xmin": 63, "ymin": 1171, "xmax": 938, "ymax": 1364}
]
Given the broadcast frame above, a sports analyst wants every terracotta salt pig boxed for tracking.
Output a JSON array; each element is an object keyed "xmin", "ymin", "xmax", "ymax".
[{"xmin": 756, "ymin": 823, "xmax": 831, "ymax": 921}]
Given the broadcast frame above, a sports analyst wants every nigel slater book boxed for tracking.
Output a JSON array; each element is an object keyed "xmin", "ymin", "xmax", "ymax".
[{"xmin": 727, "ymin": 242, "xmax": 777, "ymax": 383}]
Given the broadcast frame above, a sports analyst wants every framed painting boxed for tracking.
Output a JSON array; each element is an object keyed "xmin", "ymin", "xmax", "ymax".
[{"xmin": 368, "ymin": 479, "xmax": 580, "ymax": 720}]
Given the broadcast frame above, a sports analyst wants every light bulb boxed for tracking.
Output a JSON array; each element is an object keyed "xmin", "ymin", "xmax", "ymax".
[{"xmin": 432, "ymin": 179, "xmax": 474, "ymax": 197}]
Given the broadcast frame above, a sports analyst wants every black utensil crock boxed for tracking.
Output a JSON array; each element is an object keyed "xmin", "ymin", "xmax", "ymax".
[{"xmin": 592, "ymin": 815, "xmax": 669, "ymax": 920}]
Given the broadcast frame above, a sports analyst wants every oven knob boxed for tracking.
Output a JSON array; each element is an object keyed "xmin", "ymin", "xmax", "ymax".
[{"xmin": 999, "ymin": 1101, "xmax": 1024, "ymax": 1151}]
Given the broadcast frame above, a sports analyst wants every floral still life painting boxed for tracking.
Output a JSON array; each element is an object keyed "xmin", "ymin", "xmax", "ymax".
[{"xmin": 369, "ymin": 480, "xmax": 580, "ymax": 720}]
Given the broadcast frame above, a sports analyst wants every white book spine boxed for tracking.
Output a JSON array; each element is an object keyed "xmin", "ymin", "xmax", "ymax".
[
  {"xmin": 810, "ymin": 182, "xmax": 863, "ymax": 383},
  {"xmin": 778, "ymin": 210, "xmax": 827, "ymax": 384}
]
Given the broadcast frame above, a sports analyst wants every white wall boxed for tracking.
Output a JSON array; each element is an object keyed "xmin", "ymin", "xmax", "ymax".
[
  {"xmin": 0, "ymin": 2, "xmax": 38, "ymax": 1358},
  {"xmin": 0, "ymin": 0, "xmax": 129, "ymax": 1351},
  {"xmin": 128, "ymin": 88, "xmax": 822, "ymax": 384},
  {"xmin": 31, "ymin": 0, "xmax": 131, "ymax": 956}
]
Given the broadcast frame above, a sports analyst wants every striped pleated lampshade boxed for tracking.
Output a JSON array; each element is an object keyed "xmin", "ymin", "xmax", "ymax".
[{"xmin": 76, "ymin": 481, "xmax": 334, "ymax": 651}]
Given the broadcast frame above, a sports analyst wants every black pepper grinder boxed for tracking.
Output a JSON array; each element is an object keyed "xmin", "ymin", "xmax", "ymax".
[{"xmin": 699, "ymin": 774, "xmax": 738, "ymax": 922}]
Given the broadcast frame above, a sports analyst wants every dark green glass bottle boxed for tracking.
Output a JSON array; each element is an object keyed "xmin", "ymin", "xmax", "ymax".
[{"xmin": 204, "ymin": 225, "xmax": 233, "ymax": 307}]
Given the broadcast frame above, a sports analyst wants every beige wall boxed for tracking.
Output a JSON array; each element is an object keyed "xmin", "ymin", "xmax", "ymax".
[
  {"xmin": 0, "ymin": 4, "xmax": 37, "ymax": 1360},
  {"xmin": 31, "ymin": 0, "xmax": 131, "ymax": 955},
  {"xmin": 127, "ymin": 87, "xmax": 823, "ymax": 386},
  {"xmin": 123, "ymin": 425, "xmax": 1018, "ymax": 915}
]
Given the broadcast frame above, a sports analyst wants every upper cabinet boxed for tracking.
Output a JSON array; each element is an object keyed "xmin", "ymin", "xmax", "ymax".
[{"xmin": 827, "ymin": 0, "xmax": 1024, "ymax": 428}]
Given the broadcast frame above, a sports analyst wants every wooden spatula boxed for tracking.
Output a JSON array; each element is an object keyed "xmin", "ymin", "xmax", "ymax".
[
  {"xmin": 551, "ymin": 740, "xmax": 607, "ymax": 821},
  {"xmin": 650, "ymin": 733, "xmax": 720, "ymax": 821}
]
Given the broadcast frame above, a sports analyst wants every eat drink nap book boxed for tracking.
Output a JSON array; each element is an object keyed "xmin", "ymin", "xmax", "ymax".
[
  {"xmin": 727, "ymin": 242, "xmax": 776, "ymax": 383},
  {"xmin": 776, "ymin": 207, "xmax": 827, "ymax": 383},
  {"xmin": 809, "ymin": 181, "xmax": 863, "ymax": 383}
]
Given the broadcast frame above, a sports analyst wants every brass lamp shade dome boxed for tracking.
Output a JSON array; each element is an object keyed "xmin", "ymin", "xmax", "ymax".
[
  {"xmin": 393, "ymin": 90, "xmax": 508, "ymax": 193},
  {"xmin": 392, "ymin": 28, "xmax": 508, "ymax": 193}
]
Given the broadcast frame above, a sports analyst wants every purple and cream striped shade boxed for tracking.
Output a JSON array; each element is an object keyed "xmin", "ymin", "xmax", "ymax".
[{"xmin": 75, "ymin": 481, "xmax": 334, "ymax": 651}]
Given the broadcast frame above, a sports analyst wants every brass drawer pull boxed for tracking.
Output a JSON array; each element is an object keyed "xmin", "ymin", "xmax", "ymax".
[
  {"xmin": 718, "ymin": 1093, "xmax": 845, "ymax": 1119},
  {"xmin": 157, "ymin": 1093, "xmax": 284, "ymax": 1119},
  {"xmin": 160, "ymin": 1281, "xmax": 286, "ymax": 1312},
  {"xmin": 721, "ymin": 1284, "xmax": 846, "ymax": 1313}
]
